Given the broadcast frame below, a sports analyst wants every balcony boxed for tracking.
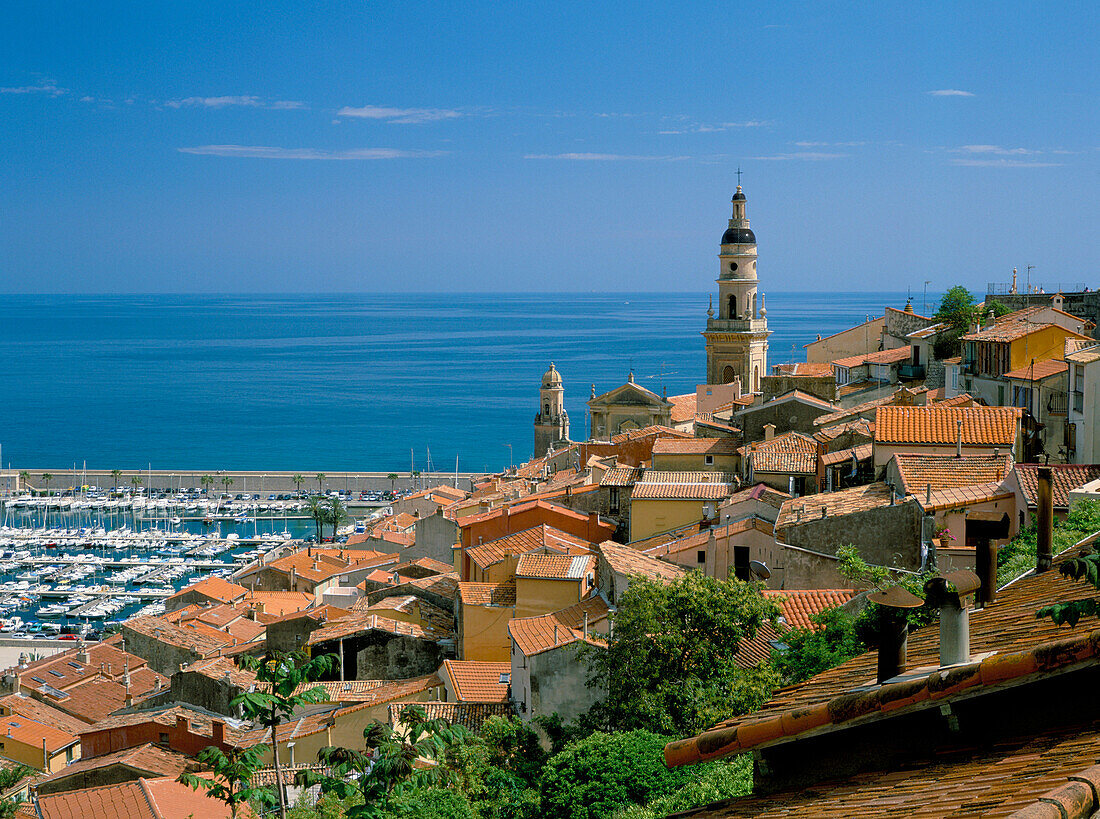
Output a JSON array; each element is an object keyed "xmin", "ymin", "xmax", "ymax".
[
  {"xmin": 898, "ymin": 363, "xmax": 926, "ymax": 381},
  {"xmin": 1047, "ymin": 392, "xmax": 1068, "ymax": 416},
  {"xmin": 962, "ymin": 359, "xmax": 979, "ymax": 376}
]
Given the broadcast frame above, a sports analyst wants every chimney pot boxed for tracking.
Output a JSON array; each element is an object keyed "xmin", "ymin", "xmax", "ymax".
[{"xmin": 1037, "ymin": 466, "xmax": 1054, "ymax": 572}]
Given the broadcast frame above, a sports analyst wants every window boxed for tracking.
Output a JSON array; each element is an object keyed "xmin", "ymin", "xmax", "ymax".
[
  {"xmin": 158, "ymin": 732, "xmax": 169, "ymax": 745},
  {"xmin": 951, "ymin": 367, "xmax": 959, "ymax": 390},
  {"xmin": 697, "ymin": 550, "xmax": 706, "ymax": 564},
  {"xmin": 608, "ymin": 487, "xmax": 620, "ymax": 515},
  {"xmin": 722, "ymin": 366, "xmax": 736, "ymax": 384},
  {"xmin": 704, "ymin": 455, "xmax": 714, "ymax": 466},
  {"xmin": 1012, "ymin": 386, "xmax": 1032, "ymax": 409},
  {"xmin": 733, "ymin": 546, "xmax": 751, "ymax": 581},
  {"xmin": 728, "ymin": 294, "xmax": 737, "ymax": 318},
  {"xmin": 997, "ymin": 385, "xmax": 1005, "ymax": 406}
]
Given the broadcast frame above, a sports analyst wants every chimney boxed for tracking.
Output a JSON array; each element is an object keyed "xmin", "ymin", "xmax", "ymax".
[
  {"xmin": 553, "ymin": 625, "xmax": 559, "ymax": 645},
  {"xmin": 77, "ymin": 640, "xmax": 89, "ymax": 665},
  {"xmin": 924, "ymin": 571, "xmax": 980, "ymax": 667},
  {"xmin": 890, "ymin": 487, "xmax": 896, "ymax": 506},
  {"xmin": 290, "ymin": 566, "xmax": 297, "ymax": 589},
  {"xmin": 589, "ymin": 511, "xmax": 600, "ymax": 538},
  {"xmin": 502, "ymin": 504, "xmax": 511, "ymax": 534},
  {"xmin": 815, "ymin": 440, "xmax": 826, "ymax": 493},
  {"xmin": 212, "ymin": 720, "xmax": 225, "ymax": 745},
  {"xmin": 176, "ymin": 715, "xmax": 189, "ymax": 733},
  {"xmin": 976, "ymin": 538, "xmax": 998, "ymax": 606},
  {"xmin": 868, "ymin": 585, "xmax": 923, "ymax": 683},
  {"xmin": 763, "ymin": 423, "xmax": 776, "ymax": 441},
  {"xmin": 1036, "ymin": 466, "xmax": 1054, "ymax": 572},
  {"xmin": 926, "ymin": 483, "xmax": 932, "ymax": 505},
  {"xmin": 956, "ymin": 419, "xmax": 963, "ymax": 457}
]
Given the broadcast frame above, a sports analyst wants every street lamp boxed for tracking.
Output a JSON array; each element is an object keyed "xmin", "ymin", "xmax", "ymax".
[{"xmin": 504, "ymin": 443, "xmax": 513, "ymax": 470}]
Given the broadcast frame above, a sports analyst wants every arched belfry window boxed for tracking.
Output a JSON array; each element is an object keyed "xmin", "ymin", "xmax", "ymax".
[
  {"xmin": 722, "ymin": 366, "xmax": 736, "ymax": 384},
  {"xmin": 544, "ymin": 403, "xmax": 550, "ymax": 416},
  {"xmin": 728, "ymin": 295, "xmax": 737, "ymax": 319}
]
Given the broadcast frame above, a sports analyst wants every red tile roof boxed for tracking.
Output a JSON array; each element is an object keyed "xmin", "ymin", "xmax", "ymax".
[
  {"xmin": 762, "ymin": 589, "xmax": 858, "ymax": 631},
  {"xmin": 457, "ymin": 582, "xmax": 517, "ymax": 607},
  {"xmin": 819, "ymin": 442, "xmax": 873, "ymax": 467},
  {"xmin": 34, "ymin": 776, "xmax": 249, "ymax": 819},
  {"xmin": 465, "ymin": 524, "xmax": 595, "ymax": 571},
  {"xmin": 747, "ymin": 432, "xmax": 817, "ymax": 475},
  {"xmin": 514, "ymin": 553, "xmax": 596, "ymax": 581},
  {"xmin": 38, "ymin": 743, "xmax": 195, "ymax": 789},
  {"xmin": 167, "ymin": 576, "xmax": 247, "ymax": 605},
  {"xmin": 1014, "ymin": 463, "xmax": 1100, "ymax": 509},
  {"xmin": 597, "ymin": 541, "xmax": 687, "ymax": 583},
  {"xmin": 776, "ymin": 482, "xmax": 901, "ymax": 532},
  {"xmin": 389, "ymin": 701, "xmax": 513, "ymax": 733},
  {"xmin": 962, "ymin": 319, "xmax": 1089, "ymax": 344},
  {"xmin": 599, "ymin": 466, "xmax": 645, "ymax": 487},
  {"xmin": 651, "ymin": 437, "xmax": 740, "ymax": 455},
  {"xmin": 508, "ymin": 597, "xmax": 610, "ymax": 657},
  {"xmin": 306, "ymin": 612, "xmax": 446, "ymax": 645},
  {"xmin": 441, "ymin": 660, "xmax": 511, "ymax": 703},
  {"xmin": 0, "ymin": 713, "xmax": 77, "ymax": 753},
  {"xmin": 875, "ymin": 405, "xmax": 1020, "ymax": 446},
  {"xmin": 1003, "ymin": 358, "xmax": 1069, "ymax": 380},
  {"xmin": 668, "ymin": 393, "xmax": 698, "ymax": 424},
  {"xmin": 893, "ymin": 452, "xmax": 1014, "ymax": 494},
  {"xmin": 771, "ymin": 362, "xmax": 836, "ymax": 377},
  {"xmin": 832, "ymin": 346, "xmax": 912, "ymax": 369},
  {"xmin": 631, "ymin": 471, "xmax": 740, "ymax": 500}
]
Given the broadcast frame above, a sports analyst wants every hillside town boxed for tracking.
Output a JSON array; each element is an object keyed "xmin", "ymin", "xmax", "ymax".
[{"xmin": 2, "ymin": 188, "xmax": 1100, "ymax": 818}]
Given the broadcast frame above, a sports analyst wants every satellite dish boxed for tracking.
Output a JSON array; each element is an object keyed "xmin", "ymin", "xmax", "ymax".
[{"xmin": 749, "ymin": 560, "xmax": 771, "ymax": 580}]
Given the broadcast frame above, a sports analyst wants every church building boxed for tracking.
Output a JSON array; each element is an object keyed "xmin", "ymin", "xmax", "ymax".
[
  {"xmin": 702, "ymin": 184, "xmax": 771, "ymax": 392},
  {"xmin": 533, "ymin": 362, "xmax": 570, "ymax": 458}
]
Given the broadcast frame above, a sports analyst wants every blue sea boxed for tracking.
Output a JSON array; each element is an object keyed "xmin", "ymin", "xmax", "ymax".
[{"xmin": 0, "ymin": 293, "xmax": 910, "ymax": 473}]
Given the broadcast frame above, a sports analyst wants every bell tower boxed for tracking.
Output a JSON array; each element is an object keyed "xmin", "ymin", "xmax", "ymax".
[
  {"xmin": 534, "ymin": 362, "xmax": 570, "ymax": 458},
  {"xmin": 702, "ymin": 180, "xmax": 771, "ymax": 392}
]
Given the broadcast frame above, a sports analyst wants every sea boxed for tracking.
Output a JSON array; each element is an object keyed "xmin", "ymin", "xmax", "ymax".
[{"xmin": 0, "ymin": 292, "xmax": 912, "ymax": 474}]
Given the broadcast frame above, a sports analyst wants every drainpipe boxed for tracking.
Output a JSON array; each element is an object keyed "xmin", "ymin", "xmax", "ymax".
[
  {"xmin": 338, "ymin": 637, "xmax": 345, "ymax": 681},
  {"xmin": 1037, "ymin": 466, "xmax": 1054, "ymax": 573}
]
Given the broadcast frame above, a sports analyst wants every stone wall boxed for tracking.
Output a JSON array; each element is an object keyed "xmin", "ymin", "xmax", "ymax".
[
  {"xmin": 778, "ymin": 497, "xmax": 923, "ymax": 570},
  {"xmin": 527, "ymin": 643, "xmax": 602, "ymax": 725},
  {"xmin": 121, "ymin": 626, "xmax": 205, "ymax": 677},
  {"xmin": 170, "ymin": 670, "xmax": 244, "ymax": 717},
  {"xmin": 737, "ymin": 399, "xmax": 834, "ymax": 444},
  {"xmin": 314, "ymin": 632, "xmax": 445, "ymax": 681},
  {"xmin": 762, "ymin": 375, "xmax": 837, "ymax": 404}
]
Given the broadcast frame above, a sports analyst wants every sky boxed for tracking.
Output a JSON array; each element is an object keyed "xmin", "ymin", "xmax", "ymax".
[{"xmin": 1, "ymin": 2, "xmax": 1097, "ymax": 294}]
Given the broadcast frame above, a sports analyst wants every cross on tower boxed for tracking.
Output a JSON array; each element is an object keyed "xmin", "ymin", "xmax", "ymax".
[{"xmin": 736, "ymin": 166, "xmax": 742, "ymax": 186}]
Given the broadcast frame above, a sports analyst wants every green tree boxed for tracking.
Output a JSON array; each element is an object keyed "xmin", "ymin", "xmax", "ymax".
[
  {"xmin": 772, "ymin": 606, "xmax": 865, "ymax": 684},
  {"xmin": 178, "ymin": 745, "xmax": 277, "ymax": 818},
  {"xmin": 387, "ymin": 473, "xmax": 398, "ymax": 493},
  {"xmin": 327, "ymin": 496, "xmax": 348, "ymax": 540},
  {"xmin": 584, "ymin": 572, "xmax": 782, "ymax": 735},
  {"xmin": 17, "ymin": 471, "xmax": 29, "ymax": 494},
  {"xmin": 834, "ymin": 545, "xmax": 938, "ymax": 644},
  {"xmin": 129, "ymin": 474, "xmax": 142, "ymax": 493},
  {"xmin": 411, "ymin": 470, "xmax": 421, "ymax": 491},
  {"xmin": 110, "ymin": 469, "xmax": 122, "ymax": 492},
  {"xmin": 293, "ymin": 473, "xmax": 304, "ymax": 494},
  {"xmin": 220, "ymin": 475, "xmax": 234, "ymax": 495},
  {"xmin": 0, "ymin": 764, "xmax": 34, "ymax": 819},
  {"xmin": 299, "ymin": 704, "xmax": 472, "ymax": 819},
  {"xmin": 999, "ymin": 500, "xmax": 1100, "ymax": 586},
  {"xmin": 538, "ymin": 730, "xmax": 709, "ymax": 819},
  {"xmin": 234, "ymin": 651, "xmax": 337, "ymax": 819},
  {"xmin": 933, "ymin": 285, "xmax": 980, "ymax": 358},
  {"xmin": 308, "ymin": 495, "xmax": 327, "ymax": 542},
  {"xmin": 41, "ymin": 472, "xmax": 52, "ymax": 494},
  {"xmin": 613, "ymin": 757, "xmax": 753, "ymax": 819},
  {"xmin": 450, "ymin": 716, "xmax": 546, "ymax": 819},
  {"xmin": 201, "ymin": 474, "xmax": 214, "ymax": 496},
  {"xmin": 1034, "ymin": 501, "xmax": 1100, "ymax": 626},
  {"xmin": 316, "ymin": 473, "xmax": 326, "ymax": 494}
]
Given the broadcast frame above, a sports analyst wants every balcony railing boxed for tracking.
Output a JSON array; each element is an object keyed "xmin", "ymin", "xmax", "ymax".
[
  {"xmin": 1047, "ymin": 392, "xmax": 1069, "ymax": 416},
  {"xmin": 898, "ymin": 363, "xmax": 926, "ymax": 381}
]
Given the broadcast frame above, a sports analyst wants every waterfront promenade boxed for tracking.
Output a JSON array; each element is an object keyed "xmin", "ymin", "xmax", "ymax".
[{"xmin": 0, "ymin": 468, "xmax": 481, "ymax": 495}]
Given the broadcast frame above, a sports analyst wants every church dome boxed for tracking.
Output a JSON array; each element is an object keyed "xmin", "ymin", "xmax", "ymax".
[
  {"xmin": 721, "ymin": 227, "xmax": 756, "ymax": 245},
  {"xmin": 542, "ymin": 362, "xmax": 562, "ymax": 388},
  {"xmin": 732, "ymin": 190, "xmax": 746, "ymax": 201}
]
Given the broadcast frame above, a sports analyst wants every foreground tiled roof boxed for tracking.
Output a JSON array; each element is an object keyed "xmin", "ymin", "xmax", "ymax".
[
  {"xmin": 775, "ymin": 482, "xmax": 899, "ymax": 532},
  {"xmin": 0, "ymin": 714, "xmax": 76, "ymax": 752},
  {"xmin": 597, "ymin": 541, "xmax": 686, "ymax": 583},
  {"xmin": 747, "ymin": 432, "xmax": 817, "ymax": 476},
  {"xmin": 389, "ymin": 701, "xmax": 513, "ymax": 733},
  {"xmin": 668, "ymin": 393, "xmax": 698, "ymax": 424},
  {"xmin": 1067, "ymin": 343, "xmax": 1100, "ymax": 365},
  {"xmin": 893, "ymin": 452, "xmax": 1014, "ymax": 494},
  {"xmin": 514, "ymin": 553, "xmax": 595, "ymax": 581},
  {"xmin": 33, "ymin": 776, "xmax": 242, "ymax": 819},
  {"xmin": 1003, "ymin": 358, "xmax": 1069, "ymax": 380},
  {"xmin": 0, "ymin": 693, "xmax": 90, "ymax": 734},
  {"xmin": 664, "ymin": 535, "xmax": 1100, "ymax": 770},
  {"xmin": 1014, "ymin": 463, "xmax": 1100, "ymax": 509},
  {"xmin": 508, "ymin": 596, "xmax": 610, "ymax": 657},
  {"xmin": 307, "ymin": 612, "xmax": 445, "ymax": 645},
  {"xmin": 675, "ymin": 724, "xmax": 1100, "ymax": 818},
  {"xmin": 631, "ymin": 471, "xmax": 740, "ymax": 500},
  {"xmin": 458, "ymin": 582, "xmax": 517, "ymax": 607},
  {"xmin": 441, "ymin": 660, "xmax": 511, "ymax": 702},
  {"xmin": 465, "ymin": 524, "xmax": 595, "ymax": 571},
  {"xmin": 651, "ymin": 437, "xmax": 740, "ymax": 455},
  {"xmin": 167, "ymin": 576, "xmax": 247, "ymax": 605},
  {"xmin": 599, "ymin": 465, "xmax": 645, "ymax": 487},
  {"xmin": 762, "ymin": 589, "xmax": 858, "ymax": 631},
  {"xmin": 876, "ymin": 405, "xmax": 1020, "ymax": 446}
]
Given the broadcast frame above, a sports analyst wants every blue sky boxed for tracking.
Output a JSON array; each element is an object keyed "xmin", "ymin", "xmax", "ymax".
[{"xmin": 1, "ymin": 2, "xmax": 1096, "ymax": 294}]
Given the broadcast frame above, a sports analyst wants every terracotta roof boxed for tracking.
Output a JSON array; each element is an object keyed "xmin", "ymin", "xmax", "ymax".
[
  {"xmin": 167, "ymin": 576, "xmax": 247, "ymax": 605},
  {"xmin": 674, "ymin": 725, "xmax": 1100, "ymax": 818},
  {"xmin": 179, "ymin": 656, "xmax": 259, "ymax": 689},
  {"xmin": 642, "ymin": 517, "xmax": 775, "ymax": 559},
  {"xmin": 9, "ymin": 642, "xmax": 148, "ymax": 692},
  {"xmin": 454, "ymin": 582, "xmax": 516, "ymax": 609},
  {"xmin": 631, "ymin": 471, "xmax": 739, "ymax": 500},
  {"xmin": 1066, "ymin": 343, "xmax": 1100, "ymax": 364},
  {"xmin": 762, "ymin": 589, "xmax": 858, "ymax": 631},
  {"xmin": 625, "ymin": 521, "xmax": 706, "ymax": 552},
  {"xmin": 814, "ymin": 417, "xmax": 875, "ymax": 443},
  {"xmin": 775, "ymin": 482, "xmax": 900, "ymax": 531},
  {"xmin": 812, "ymin": 387, "xmax": 929, "ymax": 428},
  {"xmin": 920, "ymin": 482, "xmax": 1014, "ymax": 513},
  {"xmin": 599, "ymin": 466, "xmax": 644, "ymax": 487},
  {"xmin": 441, "ymin": 660, "xmax": 511, "ymax": 703},
  {"xmin": 771, "ymin": 362, "xmax": 836, "ymax": 377},
  {"xmin": 875, "ymin": 405, "xmax": 1020, "ymax": 446},
  {"xmin": 84, "ymin": 704, "xmax": 248, "ymax": 741},
  {"xmin": 1003, "ymin": 358, "xmax": 1069, "ymax": 380},
  {"xmin": 508, "ymin": 596, "xmax": 610, "ymax": 657},
  {"xmin": 244, "ymin": 591, "xmax": 315, "ymax": 617},
  {"xmin": 609, "ymin": 425, "xmax": 691, "ymax": 444},
  {"xmin": 934, "ymin": 393, "xmax": 976, "ymax": 407},
  {"xmin": 389, "ymin": 701, "xmax": 513, "ymax": 733},
  {"xmin": 294, "ymin": 680, "xmax": 386, "ymax": 702},
  {"xmin": 651, "ymin": 437, "xmax": 740, "ymax": 455},
  {"xmin": 597, "ymin": 541, "xmax": 686, "ymax": 583},
  {"xmin": 747, "ymin": 432, "xmax": 817, "ymax": 476},
  {"xmin": 514, "ymin": 553, "xmax": 595, "ymax": 581},
  {"xmin": 905, "ymin": 321, "xmax": 949, "ymax": 339},
  {"xmin": 0, "ymin": 714, "xmax": 77, "ymax": 752},
  {"xmin": 722, "ymin": 483, "xmax": 792, "ymax": 510},
  {"xmin": 123, "ymin": 616, "xmax": 229, "ymax": 656},
  {"xmin": 306, "ymin": 612, "xmax": 445, "ymax": 645},
  {"xmin": 668, "ymin": 393, "xmax": 698, "ymax": 424},
  {"xmin": 893, "ymin": 452, "xmax": 1015, "ymax": 494},
  {"xmin": 262, "ymin": 548, "xmax": 395, "ymax": 584},
  {"xmin": 1014, "ymin": 463, "xmax": 1100, "ymax": 509},
  {"xmin": 819, "ymin": 442, "xmax": 873, "ymax": 467},
  {"xmin": 664, "ymin": 536, "xmax": 1100, "ymax": 770},
  {"xmin": 751, "ymin": 390, "xmax": 838, "ymax": 411},
  {"xmin": 390, "ymin": 557, "xmax": 453, "ymax": 577},
  {"xmin": 963, "ymin": 318, "xmax": 1088, "ymax": 344},
  {"xmin": 38, "ymin": 743, "xmax": 195, "ymax": 787},
  {"xmin": 0, "ymin": 694, "xmax": 91, "ymax": 734},
  {"xmin": 406, "ymin": 572, "xmax": 460, "ymax": 600},
  {"xmin": 364, "ymin": 596, "xmax": 453, "ymax": 632},
  {"xmin": 34, "ymin": 776, "xmax": 246, "ymax": 819},
  {"xmin": 832, "ymin": 346, "xmax": 912, "ymax": 369},
  {"xmin": 39, "ymin": 678, "xmax": 141, "ymax": 724},
  {"xmin": 465, "ymin": 524, "xmax": 595, "ymax": 571}
]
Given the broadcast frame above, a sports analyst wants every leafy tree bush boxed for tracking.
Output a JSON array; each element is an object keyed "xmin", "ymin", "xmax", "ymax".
[
  {"xmin": 933, "ymin": 285, "xmax": 978, "ymax": 358},
  {"xmin": 772, "ymin": 606, "xmax": 865, "ymax": 684},
  {"xmin": 999, "ymin": 500, "xmax": 1100, "ymax": 587},
  {"xmin": 612, "ymin": 756, "xmax": 753, "ymax": 819},
  {"xmin": 450, "ymin": 716, "xmax": 545, "ymax": 819},
  {"xmin": 537, "ymin": 731, "xmax": 707, "ymax": 819},
  {"xmin": 834, "ymin": 545, "xmax": 938, "ymax": 644},
  {"xmin": 178, "ymin": 745, "xmax": 276, "ymax": 818},
  {"xmin": 584, "ymin": 573, "xmax": 781, "ymax": 735}
]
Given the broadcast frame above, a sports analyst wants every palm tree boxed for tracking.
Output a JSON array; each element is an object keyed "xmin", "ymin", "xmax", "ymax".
[
  {"xmin": 129, "ymin": 475, "xmax": 142, "ymax": 494},
  {"xmin": 292, "ymin": 474, "xmax": 304, "ymax": 495},
  {"xmin": 315, "ymin": 473, "xmax": 326, "ymax": 495},
  {"xmin": 307, "ymin": 495, "xmax": 326, "ymax": 542},
  {"xmin": 110, "ymin": 469, "xmax": 122, "ymax": 493},
  {"xmin": 41, "ymin": 473, "xmax": 53, "ymax": 495},
  {"xmin": 411, "ymin": 470, "xmax": 421, "ymax": 491},
  {"xmin": 18, "ymin": 471, "xmax": 29, "ymax": 493},
  {"xmin": 327, "ymin": 496, "xmax": 348, "ymax": 541},
  {"xmin": 387, "ymin": 473, "xmax": 398, "ymax": 493},
  {"xmin": 220, "ymin": 476, "xmax": 234, "ymax": 496},
  {"xmin": 201, "ymin": 474, "xmax": 214, "ymax": 496}
]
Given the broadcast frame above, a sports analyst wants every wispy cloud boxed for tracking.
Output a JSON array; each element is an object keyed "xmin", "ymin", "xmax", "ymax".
[
  {"xmin": 950, "ymin": 157, "xmax": 1061, "ymax": 168},
  {"xmin": 794, "ymin": 140, "xmax": 867, "ymax": 148},
  {"xmin": 165, "ymin": 96, "xmax": 305, "ymax": 110},
  {"xmin": 0, "ymin": 79, "xmax": 66, "ymax": 96},
  {"xmin": 524, "ymin": 152, "xmax": 689, "ymax": 161},
  {"xmin": 337, "ymin": 104, "xmax": 462, "ymax": 124},
  {"xmin": 928, "ymin": 89, "xmax": 974, "ymax": 96},
  {"xmin": 750, "ymin": 152, "xmax": 848, "ymax": 161},
  {"xmin": 178, "ymin": 145, "xmax": 446, "ymax": 160},
  {"xmin": 953, "ymin": 144, "xmax": 1035, "ymax": 156},
  {"xmin": 659, "ymin": 119, "xmax": 772, "ymax": 134}
]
